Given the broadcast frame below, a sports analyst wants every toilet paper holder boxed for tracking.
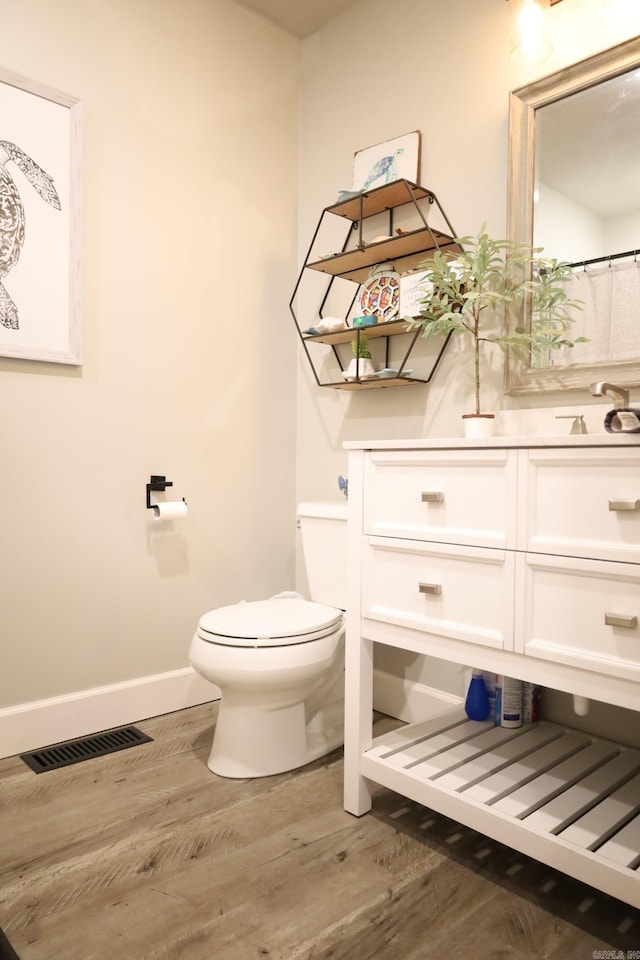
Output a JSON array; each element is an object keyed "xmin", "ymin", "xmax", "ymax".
[{"xmin": 146, "ymin": 475, "xmax": 185, "ymax": 509}]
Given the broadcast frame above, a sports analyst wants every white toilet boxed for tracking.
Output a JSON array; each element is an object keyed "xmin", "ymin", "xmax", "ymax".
[{"xmin": 189, "ymin": 501, "xmax": 347, "ymax": 778}]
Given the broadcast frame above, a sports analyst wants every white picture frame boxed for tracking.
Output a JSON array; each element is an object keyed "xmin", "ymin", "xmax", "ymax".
[
  {"xmin": 399, "ymin": 270, "xmax": 432, "ymax": 319},
  {"xmin": 352, "ymin": 131, "xmax": 421, "ymax": 192},
  {"xmin": 0, "ymin": 67, "xmax": 82, "ymax": 364}
]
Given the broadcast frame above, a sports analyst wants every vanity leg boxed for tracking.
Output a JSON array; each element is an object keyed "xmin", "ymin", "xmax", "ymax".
[
  {"xmin": 344, "ymin": 447, "xmax": 373, "ymax": 816},
  {"xmin": 344, "ymin": 632, "xmax": 374, "ymax": 816}
]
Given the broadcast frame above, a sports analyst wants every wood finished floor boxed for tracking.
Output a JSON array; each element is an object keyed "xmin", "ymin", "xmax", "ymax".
[{"xmin": 1, "ymin": 703, "xmax": 639, "ymax": 960}]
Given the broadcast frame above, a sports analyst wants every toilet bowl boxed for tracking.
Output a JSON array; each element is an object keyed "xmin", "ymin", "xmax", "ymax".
[{"xmin": 190, "ymin": 501, "xmax": 347, "ymax": 778}]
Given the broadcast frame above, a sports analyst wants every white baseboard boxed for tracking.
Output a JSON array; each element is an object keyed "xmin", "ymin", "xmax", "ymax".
[
  {"xmin": 1, "ymin": 666, "xmax": 460, "ymax": 761},
  {"xmin": 373, "ymin": 668, "xmax": 463, "ymax": 723},
  {"xmin": 0, "ymin": 668, "xmax": 220, "ymax": 760}
]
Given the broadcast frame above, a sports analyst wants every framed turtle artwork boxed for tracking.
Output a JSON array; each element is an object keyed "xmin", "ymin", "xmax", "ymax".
[
  {"xmin": 0, "ymin": 67, "xmax": 82, "ymax": 364},
  {"xmin": 352, "ymin": 131, "xmax": 421, "ymax": 193}
]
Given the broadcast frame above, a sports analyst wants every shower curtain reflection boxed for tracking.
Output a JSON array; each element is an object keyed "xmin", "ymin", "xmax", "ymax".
[{"xmin": 547, "ymin": 260, "xmax": 640, "ymax": 367}]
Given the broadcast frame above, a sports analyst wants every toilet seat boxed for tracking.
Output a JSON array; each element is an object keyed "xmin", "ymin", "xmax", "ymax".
[{"xmin": 197, "ymin": 597, "xmax": 343, "ymax": 648}]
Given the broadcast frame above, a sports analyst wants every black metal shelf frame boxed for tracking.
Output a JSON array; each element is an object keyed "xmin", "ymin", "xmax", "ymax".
[{"xmin": 289, "ymin": 179, "xmax": 459, "ymax": 390}]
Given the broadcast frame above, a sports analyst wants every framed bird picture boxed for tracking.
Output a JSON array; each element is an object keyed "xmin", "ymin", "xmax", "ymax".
[
  {"xmin": 0, "ymin": 67, "xmax": 82, "ymax": 364},
  {"xmin": 352, "ymin": 131, "xmax": 421, "ymax": 193}
]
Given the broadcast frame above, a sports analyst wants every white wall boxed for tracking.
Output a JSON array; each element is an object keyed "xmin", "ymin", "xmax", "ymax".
[
  {"xmin": 535, "ymin": 182, "xmax": 604, "ymax": 262},
  {"xmin": 295, "ymin": 0, "xmax": 640, "ymax": 706},
  {"xmin": 0, "ymin": 0, "xmax": 299, "ymax": 737},
  {"xmin": 605, "ymin": 208, "xmax": 640, "ymax": 254},
  {"xmin": 535, "ymin": 184, "xmax": 640, "ymax": 264}
]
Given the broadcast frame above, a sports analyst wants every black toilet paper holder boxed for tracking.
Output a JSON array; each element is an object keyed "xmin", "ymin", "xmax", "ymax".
[{"xmin": 146, "ymin": 475, "xmax": 173, "ymax": 509}]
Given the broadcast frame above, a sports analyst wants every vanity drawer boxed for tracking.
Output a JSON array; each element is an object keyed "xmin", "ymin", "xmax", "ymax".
[
  {"xmin": 517, "ymin": 552, "xmax": 640, "ymax": 681},
  {"xmin": 520, "ymin": 448, "xmax": 640, "ymax": 563},
  {"xmin": 364, "ymin": 449, "xmax": 517, "ymax": 548},
  {"xmin": 362, "ymin": 536, "xmax": 515, "ymax": 651}
]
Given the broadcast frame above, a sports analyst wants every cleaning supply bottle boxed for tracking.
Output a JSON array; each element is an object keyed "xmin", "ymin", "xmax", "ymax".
[
  {"xmin": 495, "ymin": 676, "xmax": 523, "ymax": 728},
  {"xmin": 523, "ymin": 682, "xmax": 541, "ymax": 722},
  {"xmin": 483, "ymin": 671, "xmax": 498, "ymax": 720},
  {"xmin": 465, "ymin": 670, "xmax": 490, "ymax": 721}
]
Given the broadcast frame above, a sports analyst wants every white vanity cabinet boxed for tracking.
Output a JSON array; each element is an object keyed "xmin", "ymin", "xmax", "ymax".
[
  {"xmin": 518, "ymin": 447, "xmax": 640, "ymax": 683},
  {"xmin": 344, "ymin": 436, "xmax": 640, "ymax": 908}
]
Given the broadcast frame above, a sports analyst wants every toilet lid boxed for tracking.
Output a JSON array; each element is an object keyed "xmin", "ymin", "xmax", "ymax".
[{"xmin": 197, "ymin": 597, "xmax": 343, "ymax": 647}]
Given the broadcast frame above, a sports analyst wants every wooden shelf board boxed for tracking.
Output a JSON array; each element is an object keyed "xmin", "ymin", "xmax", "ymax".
[
  {"xmin": 303, "ymin": 318, "xmax": 418, "ymax": 346},
  {"xmin": 326, "ymin": 180, "xmax": 432, "ymax": 221},
  {"xmin": 307, "ymin": 230, "xmax": 460, "ymax": 284},
  {"xmin": 328, "ymin": 377, "xmax": 424, "ymax": 391}
]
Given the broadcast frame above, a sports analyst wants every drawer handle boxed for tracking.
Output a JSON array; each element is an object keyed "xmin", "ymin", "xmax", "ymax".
[
  {"xmin": 419, "ymin": 582, "xmax": 442, "ymax": 596},
  {"xmin": 421, "ymin": 491, "xmax": 444, "ymax": 503},
  {"xmin": 608, "ymin": 499, "xmax": 640, "ymax": 512},
  {"xmin": 604, "ymin": 613, "xmax": 638, "ymax": 629}
]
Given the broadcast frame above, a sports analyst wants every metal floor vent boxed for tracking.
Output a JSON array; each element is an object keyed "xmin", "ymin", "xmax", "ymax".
[{"xmin": 20, "ymin": 725, "xmax": 153, "ymax": 773}]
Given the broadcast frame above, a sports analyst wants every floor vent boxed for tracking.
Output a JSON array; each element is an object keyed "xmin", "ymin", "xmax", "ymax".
[{"xmin": 20, "ymin": 725, "xmax": 153, "ymax": 773}]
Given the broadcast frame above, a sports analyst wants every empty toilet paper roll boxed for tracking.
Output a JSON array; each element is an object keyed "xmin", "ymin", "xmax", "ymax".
[
  {"xmin": 152, "ymin": 500, "xmax": 188, "ymax": 519},
  {"xmin": 604, "ymin": 408, "xmax": 640, "ymax": 433}
]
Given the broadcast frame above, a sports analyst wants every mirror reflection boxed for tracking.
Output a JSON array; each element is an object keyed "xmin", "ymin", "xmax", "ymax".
[
  {"xmin": 506, "ymin": 37, "xmax": 640, "ymax": 395},
  {"xmin": 535, "ymin": 67, "xmax": 640, "ymax": 368},
  {"xmin": 535, "ymin": 69, "xmax": 640, "ymax": 266}
]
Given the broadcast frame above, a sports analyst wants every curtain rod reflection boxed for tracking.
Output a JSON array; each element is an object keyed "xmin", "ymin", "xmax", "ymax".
[{"xmin": 568, "ymin": 248, "xmax": 639, "ymax": 270}]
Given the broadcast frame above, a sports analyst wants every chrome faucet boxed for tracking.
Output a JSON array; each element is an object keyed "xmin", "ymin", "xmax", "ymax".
[{"xmin": 589, "ymin": 381, "xmax": 630, "ymax": 409}]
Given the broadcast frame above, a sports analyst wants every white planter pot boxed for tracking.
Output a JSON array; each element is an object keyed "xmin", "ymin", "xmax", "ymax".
[
  {"xmin": 462, "ymin": 413, "xmax": 495, "ymax": 438},
  {"xmin": 343, "ymin": 358, "xmax": 375, "ymax": 380}
]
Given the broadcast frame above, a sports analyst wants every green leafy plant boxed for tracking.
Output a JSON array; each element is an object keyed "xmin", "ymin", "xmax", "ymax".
[
  {"xmin": 351, "ymin": 332, "xmax": 372, "ymax": 359},
  {"xmin": 405, "ymin": 230, "xmax": 586, "ymax": 416}
]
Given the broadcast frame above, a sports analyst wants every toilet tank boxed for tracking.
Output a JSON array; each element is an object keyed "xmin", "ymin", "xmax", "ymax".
[{"xmin": 297, "ymin": 501, "xmax": 348, "ymax": 610}]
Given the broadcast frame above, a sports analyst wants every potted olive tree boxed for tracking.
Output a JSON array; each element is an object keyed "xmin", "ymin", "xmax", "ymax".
[{"xmin": 406, "ymin": 230, "xmax": 585, "ymax": 436}]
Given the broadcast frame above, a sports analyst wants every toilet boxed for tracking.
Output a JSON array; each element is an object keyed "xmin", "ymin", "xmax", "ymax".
[{"xmin": 189, "ymin": 501, "xmax": 347, "ymax": 778}]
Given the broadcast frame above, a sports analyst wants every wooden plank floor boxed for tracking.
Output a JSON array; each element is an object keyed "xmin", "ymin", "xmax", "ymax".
[{"xmin": 0, "ymin": 703, "xmax": 638, "ymax": 959}]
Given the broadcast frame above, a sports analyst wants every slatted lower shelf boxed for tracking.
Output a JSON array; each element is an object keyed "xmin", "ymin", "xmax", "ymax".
[{"xmin": 360, "ymin": 707, "xmax": 640, "ymax": 908}]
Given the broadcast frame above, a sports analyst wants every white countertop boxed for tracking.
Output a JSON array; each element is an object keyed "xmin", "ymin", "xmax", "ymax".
[{"xmin": 344, "ymin": 433, "xmax": 640, "ymax": 451}]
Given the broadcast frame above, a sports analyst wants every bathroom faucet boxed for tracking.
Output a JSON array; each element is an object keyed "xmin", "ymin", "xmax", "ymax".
[{"xmin": 589, "ymin": 381, "xmax": 630, "ymax": 409}]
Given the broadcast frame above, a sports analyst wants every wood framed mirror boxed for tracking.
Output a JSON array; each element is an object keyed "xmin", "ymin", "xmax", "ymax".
[{"xmin": 505, "ymin": 36, "xmax": 640, "ymax": 396}]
